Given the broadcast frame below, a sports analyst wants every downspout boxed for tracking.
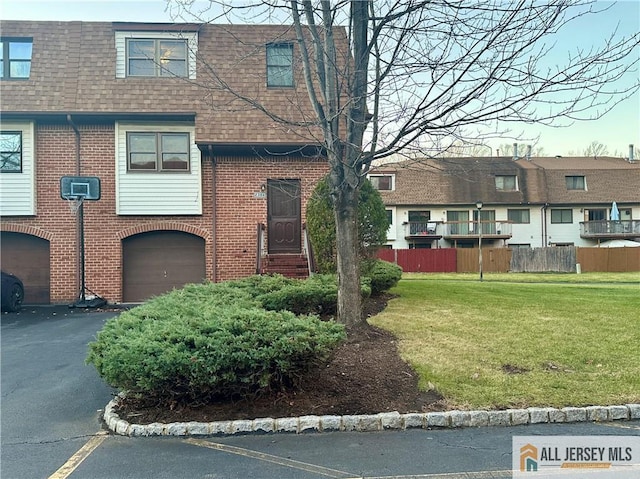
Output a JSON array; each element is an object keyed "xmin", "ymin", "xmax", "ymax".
[
  {"xmin": 66, "ymin": 114, "xmax": 81, "ymax": 175},
  {"xmin": 66, "ymin": 114, "xmax": 82, "ymax": 300},
  {"xmin": 208, "ymin": 144, "xmax": 217, "ymax": 283},
  {"xmin": 541, "ymin": 203, "xmax": 548, "ymax": 247}
]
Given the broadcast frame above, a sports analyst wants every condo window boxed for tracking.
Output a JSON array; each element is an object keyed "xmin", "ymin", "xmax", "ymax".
[
  {"xmin": 266, "ymin": 43, "xmax": 293, "ymax": 87},
  {"xmin": 369, "ymin": 174, "xmax": 394, "ymax": 191},
  {"xmin": 0, "ymin": 39, "xmax": 32, "ymax": 79},
  {"xmin": 127, "ymin": 132, "xmax": 190, "ymax": 172},
  {"xmin": 495, "ymin": 175, "xmax": 518, "ymax": 191},
  {"xmin": 565, "ymin": 176, "xmax": 586, "ymax": 190},
  {"xmin": 551, "ymin": 209, "xmax": 573, "ymax": 224},
  {"xmin": 0, "ymin": 131, "xmax": 22, "ymax": 172},
  {"xmin": 126, "ymin": 38, "xmax": 188, "ymax": 77},
  {"xmin": 507, "ymin": 209, "xmax": 530, "ymax": 224}
]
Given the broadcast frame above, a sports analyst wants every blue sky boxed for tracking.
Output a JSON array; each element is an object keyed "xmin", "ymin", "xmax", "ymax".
[{"xmin": 1, "ymin": 0, "xmax": 638, "ymax": 157}]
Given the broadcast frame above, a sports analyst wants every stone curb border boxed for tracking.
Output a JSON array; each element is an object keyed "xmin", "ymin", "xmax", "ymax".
[{"xmin": 103, "ymin": 394, "xmax": 640, "ymax": 437}]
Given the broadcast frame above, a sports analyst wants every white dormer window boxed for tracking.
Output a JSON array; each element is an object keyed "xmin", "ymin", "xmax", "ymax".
[
  {"xmin": 565, "ymin": 175, "xmax": 586, "ymax": 190},
  {"xmin": 368, "ymin": 174, "xmax": 395, "ymax": 191},
  {"xmin": 115, "ymin": 31, "xmax": 198, "ymax": 79},
  {"xmin": 495, "ymin": 175, "xmax": 518, "ymax": 191}
]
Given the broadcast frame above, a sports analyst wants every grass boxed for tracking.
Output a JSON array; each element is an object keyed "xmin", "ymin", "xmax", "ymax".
[{"xmin": 369, "ymin": 273, "xmax": 640, "ymax": 410}]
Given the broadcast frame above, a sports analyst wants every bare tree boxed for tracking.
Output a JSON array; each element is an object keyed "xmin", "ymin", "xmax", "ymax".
[
  {"xmin": 171, "ymin": 0, "xmax": 639, "ymax": 326},
  {"xmin": 583, "ymin": 141, "xmax": 610, "ymax": 157}
]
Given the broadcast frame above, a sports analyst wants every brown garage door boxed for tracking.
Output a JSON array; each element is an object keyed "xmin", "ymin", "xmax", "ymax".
[
  {"xmin": 122, "ymin": 231, "xmax": 206, "ymax": 302},
  {"xmin": 0, "ymin": 232, "xmax": 50, "ymax": 304}
]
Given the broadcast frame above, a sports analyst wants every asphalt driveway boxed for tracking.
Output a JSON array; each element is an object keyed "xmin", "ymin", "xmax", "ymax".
[{"xmin": 2, "ymin": 306, "xmax": 638, "ymax": 479}]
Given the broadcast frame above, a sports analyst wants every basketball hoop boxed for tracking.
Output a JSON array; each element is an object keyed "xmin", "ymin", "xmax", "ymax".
[{"xmin": 66, "ymin": 195, "xmax": 85, "ymax": 215}]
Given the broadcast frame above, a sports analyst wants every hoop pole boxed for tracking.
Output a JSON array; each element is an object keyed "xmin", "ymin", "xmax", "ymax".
[{"xmin": 79, "ymin": 201, "xmax": 86, "ymax": 303}]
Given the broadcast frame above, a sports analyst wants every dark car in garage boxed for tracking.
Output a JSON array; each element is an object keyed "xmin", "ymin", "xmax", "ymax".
[{"xmin": 1, "ymin": 271, "xmax": 24, "ymax": 312}]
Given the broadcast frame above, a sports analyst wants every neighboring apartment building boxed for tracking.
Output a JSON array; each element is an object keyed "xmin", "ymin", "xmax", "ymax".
[
  {"xmin": 0, "ymin": 21, "xmax": 341, "ymax": 305},
  {"xmin": 371, "ymin": 154, "xmax": 640, "ymax": 249}
]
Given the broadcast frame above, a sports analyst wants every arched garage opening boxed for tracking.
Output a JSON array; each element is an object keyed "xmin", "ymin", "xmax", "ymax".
[
  {"xmin": 122, "ymin": 231, "xmax": 206, "ymax": 302},
  {"xmin": 0, "ymin": 232, "xmax": 50, "ymax": 304}
]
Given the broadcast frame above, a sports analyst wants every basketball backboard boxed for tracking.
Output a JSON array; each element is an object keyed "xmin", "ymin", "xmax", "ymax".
[{"xmin": 60, "ymin": 176, "xmax": 101, "ymax": 200}]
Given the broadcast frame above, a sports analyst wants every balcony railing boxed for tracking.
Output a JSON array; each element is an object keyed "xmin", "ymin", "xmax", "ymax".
[
  {"xmin": 443, "ymin": 221, "xmax": 512, "ymax": 238},
  {"xmin": 580, "ymin": 220, "xmax": 640, "ymax": 238},
  {"xmin": 403, "ymin": 221, "xmax": 441, "ymax": 239}
]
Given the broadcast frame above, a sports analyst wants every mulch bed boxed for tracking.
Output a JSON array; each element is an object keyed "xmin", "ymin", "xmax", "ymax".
[{"xmin": 115, "ymin": 295, "xmax": 447, "ymax": 424}]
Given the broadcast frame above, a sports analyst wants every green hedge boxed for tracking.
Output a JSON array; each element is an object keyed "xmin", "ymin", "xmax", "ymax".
[
  {"xmin": 86, "ymin": 281, "xmax": 345, "ymax": 402},
  {"xmin": 362, "ymin": 259, "xmax": 403, "ymax": 296}
]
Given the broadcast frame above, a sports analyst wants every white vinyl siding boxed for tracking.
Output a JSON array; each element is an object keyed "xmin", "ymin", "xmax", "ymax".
[
  {"xmin": 115, "ymin": 31, "xmax": 198, "ymax": 79},
  {"xmin": 0, "ymin": 121, "xmax": 35, "ymax": 215},
  {"xmin": 115, "ymin": 122, "xmax": 202, "ymax": 215}
]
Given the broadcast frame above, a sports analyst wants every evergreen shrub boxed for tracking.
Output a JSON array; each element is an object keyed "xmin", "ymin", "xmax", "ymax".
[{"xmin": 86, "ymin": 281, "xmax": 345, "ymax": 402}]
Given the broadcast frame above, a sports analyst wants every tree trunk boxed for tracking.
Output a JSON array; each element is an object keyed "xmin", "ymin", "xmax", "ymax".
[{"xmin": 334, "ymin": 183, "xmax": 361, "ymax": 327}]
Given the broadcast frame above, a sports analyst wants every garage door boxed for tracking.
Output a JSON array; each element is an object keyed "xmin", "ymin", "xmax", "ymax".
[
  {"xmin": 122, "ymin": 231, "xmax": 206, "ymax": 302},
  {"xmin": 0, "ymin": 232, "xmax": 50, "ymax": 304}
]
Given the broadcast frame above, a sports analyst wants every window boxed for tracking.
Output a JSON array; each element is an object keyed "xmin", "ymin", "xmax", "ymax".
[
  {"xmin": 447, "ymin": 210, "xmax": 469, "ymax": 235},
  {"xmin": 565, "ymin": 176, "xmax": 586, "ymax": 190},
  {"xmin": 386, "ymin": 209, "xmax": 393, "ymax": 226},
  {"xmin": 126, "ymin": 38, "xmax": 187, "ymax": 77},
  {"xmin": 127, "ymin": 132, "xmax": 190, "ymax": 171},
  {"xmin": 369, "ymin": 174, "xmax": 394, "ymax": 191},
  {"xmin": 551, "ymin": 209, "xmax": 573, "ymax": 224},
  {"xmin": 0, "ymin": 39, "xmax": 32, "ymax": 79},
  {"xmin": 495, "ymin": 175, "xmax": 518, "ymax": 191},
  {"xmin": 266, "ymin": 43, "xmax": 293, "ymax": 87},
  {"xmin": 508, "ymin": 209, "xmax": 530, "ymax": 224},
  {"xmin": 0, "ymin": 131, "xmax": 22, "ymax": 172},
  {"xmin": 587, "ymin": 209, "xmax": 606, "ymax": 221}
]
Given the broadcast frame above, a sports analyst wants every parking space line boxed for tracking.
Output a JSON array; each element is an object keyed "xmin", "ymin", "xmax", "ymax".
[
  {"xmin": 47, "ymin": 432, "xmax": 108, "ymax": 479},
  {"xmin": 602, "ymin": 422, "xmax": 640, "ymax": 431},
  {"xmin": 184, "ymin": 438, "xmax": 355, "ymax": 478}
]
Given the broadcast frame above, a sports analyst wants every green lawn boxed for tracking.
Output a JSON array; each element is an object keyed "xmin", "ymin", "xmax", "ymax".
[{"xmin": 369, "ymin": 273, "xmax": 640, "ymax": 409}]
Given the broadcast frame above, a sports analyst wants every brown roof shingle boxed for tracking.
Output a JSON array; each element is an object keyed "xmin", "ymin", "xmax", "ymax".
[{"xmin": 0, "ymin": 20, "xmax": 345, "ymax": 145}]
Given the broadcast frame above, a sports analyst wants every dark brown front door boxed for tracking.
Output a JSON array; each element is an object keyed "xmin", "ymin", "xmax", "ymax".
[
  {"xmin": 122, "ymin": 231, "xmax": 206, "ymax": 302},
  {"xmin": 267, "ymin": 179, "xmax": 301, "ymax": 253}
]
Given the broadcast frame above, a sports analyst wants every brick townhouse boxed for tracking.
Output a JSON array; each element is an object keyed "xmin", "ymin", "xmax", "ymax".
[{"xmin": 0, "ymin": 21, "xmax": 344, "ymax": 304}]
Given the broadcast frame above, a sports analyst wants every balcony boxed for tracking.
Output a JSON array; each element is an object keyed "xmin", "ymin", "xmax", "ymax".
[
  {"xmin": 403, "ymin": 221, "xmax": 442, "ymax": 241},
  {"xmin": 443, "ymin": 221, "xmax": 512, "ymax": 240},
  {"xmin": 580, "ymin": 220, "xmax": 640, "ymax": 239}
]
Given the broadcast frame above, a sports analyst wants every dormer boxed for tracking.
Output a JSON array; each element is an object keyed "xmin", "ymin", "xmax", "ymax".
[{"xmin": 113, "ymin": 23, "xmax": 199, "ymax": 80}]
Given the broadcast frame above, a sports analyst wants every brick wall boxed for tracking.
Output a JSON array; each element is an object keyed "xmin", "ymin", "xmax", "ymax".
[
  {"xmin": 213, "ymin": 157, "xmax": 328, "ymax": 281},
  {"xmin": 0, "ymin": 123, "xmax": 328, "ymax": 303}
]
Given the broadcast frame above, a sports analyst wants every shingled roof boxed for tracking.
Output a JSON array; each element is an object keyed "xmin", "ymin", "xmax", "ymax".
[
  {"xmin": 0, "ymin": 20, "xmax": 347, "ymax": 145},
  {"xmin": 374, "ymin": 156, "xmax": 640, "ymax": 206}
]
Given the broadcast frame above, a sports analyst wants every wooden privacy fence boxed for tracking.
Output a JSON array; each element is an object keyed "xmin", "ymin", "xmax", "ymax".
[
  {"xmin": 577, "ymin": 247, "xmax": 640, "ymax": 272},
  {"xmin": 377, "ymin": 248, "xmax": 456, "ymax": 272},
  {"xmin": 378, "ymin": 246, "xmax": 640, "ymax": 273},
  {"xmin": 510, "ymin": 247, "xmax": 576, "ymax": 273},
  {"xmin": 457, "ymin": 248, "xmax": 512, "ymax": 273}
]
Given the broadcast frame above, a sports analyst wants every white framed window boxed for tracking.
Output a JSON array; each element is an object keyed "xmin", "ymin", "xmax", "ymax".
[
  {"xmin": 565, "ymin": 176, "xmax": 586, "ymax": 190},
  {"xmin": 115, "ymin": 31, "xmax": 198, "ymax": 79},
  {"xmin": 368, "ymin": 174, "xmax": 395, "ymax": 191},
  {"xmin": 266, "ymin": 43, "xmax": 293, "ymax": 87},
  {"xmin": 385, "ymin": 207, "xmax": 397, "ymax": 240},
  {"xmin": 495, "ymin": 175, "xmax": 518, "ymax": 191}
]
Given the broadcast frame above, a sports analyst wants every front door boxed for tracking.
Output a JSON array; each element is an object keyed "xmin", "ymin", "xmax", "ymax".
[{"xmin": 267, "ymin": 179, "xmax": 301, "ymax": 253}]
